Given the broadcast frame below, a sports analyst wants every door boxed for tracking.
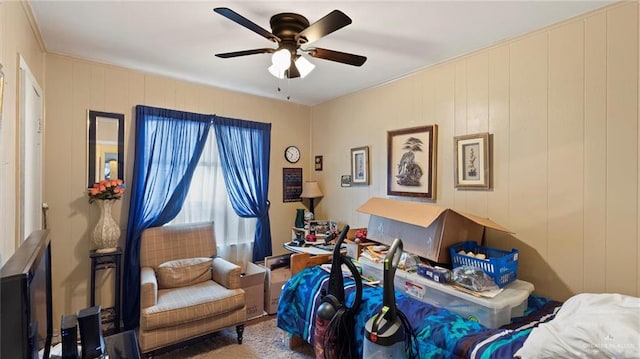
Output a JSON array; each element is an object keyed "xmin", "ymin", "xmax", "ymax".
[{"xmin": 19, "ymin": 55, "xmax": 44, "ymax": 242}]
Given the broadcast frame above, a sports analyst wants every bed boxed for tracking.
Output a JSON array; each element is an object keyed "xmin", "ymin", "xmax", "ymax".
[{"xmin": 276, "ymin": 253, "xmax": 640, "ymax": 359}]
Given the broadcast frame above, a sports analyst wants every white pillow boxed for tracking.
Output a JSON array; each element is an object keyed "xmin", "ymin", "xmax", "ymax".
[
  {"xmin": 156, "ymin": 257, "xmax": 212, "ymax": 289},
  {"xmin": 515, "ymin": 293, "xmax": 640, "ymax": 359}
]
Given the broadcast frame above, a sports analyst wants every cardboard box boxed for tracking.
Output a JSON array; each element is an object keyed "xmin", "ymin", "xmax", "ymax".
[
  {"xmin": 417, "ymin": 263, "xmax": 452, "ymax": 284},
  {"xmin": 240, "ymin": 262, "xmax": 266, "ymax": 320},
  {"xmin": 356, "ymin": 197, "xmax": 511, "ymax": 263},
  {"xmin": 262, "ymin": 254, "xmax": 292, "ymax": 314}
]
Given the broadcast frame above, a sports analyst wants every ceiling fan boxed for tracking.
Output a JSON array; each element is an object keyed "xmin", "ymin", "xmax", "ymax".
[{"xmin": 213, "ymin": 7, "xmax": 367, "ymax": 79}]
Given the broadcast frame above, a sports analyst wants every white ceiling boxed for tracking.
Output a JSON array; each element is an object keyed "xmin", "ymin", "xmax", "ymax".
[{"xmin": 29, "ymin": 1, "xmax": 613, "ymax": 106}]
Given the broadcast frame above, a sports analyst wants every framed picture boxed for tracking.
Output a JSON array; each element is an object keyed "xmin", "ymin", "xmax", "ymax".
[
  {"xmin": 341, "ymin": 175, "xmax": 352, "ymax": 187},
  {"xmin": 387, "ymin": 125, "xmax": 438, "ymax": 199},
  {"xmin": 283, "ymin": 167, "xmax": 303, "ymax": 202},
  {"xmin": 454, "ymin": 132, "xmax": 490, "ymax": 189},
  {"xmin": 350, "ymin": 146, "xmax": 369, "ymax": 185},
  {"xmin": 315, "ymin": 155, "xmax": 323, "ymax": 171}
]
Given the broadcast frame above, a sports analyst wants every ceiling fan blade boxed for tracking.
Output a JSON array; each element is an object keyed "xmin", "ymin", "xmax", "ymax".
[
  {"xmin": 214, "ymin": 7, "xmax": 280, "ymax": 43},
  {"xmin": 286, "ymin": 59, "xmax": 301, "ymax": 78},
  {"xmin": 215, "ymin": 48, "xmax": 275, "ymax": 58},
  {"xmin": 307, "ymin": 48, "xmax": 367, "ymax": 67},
  {"xmin": 296, "ymin": 10, "xmax": 352, "ymax": 45}
]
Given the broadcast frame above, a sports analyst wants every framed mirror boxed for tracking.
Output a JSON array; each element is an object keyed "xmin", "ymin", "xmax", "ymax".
[{"xmin": 87, "ymin": 110, "xmax": 124, "ymax": 188}]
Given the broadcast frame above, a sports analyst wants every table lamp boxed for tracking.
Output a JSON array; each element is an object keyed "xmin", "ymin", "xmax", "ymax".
[{"xmin": 300, "ymin": 180, "xmax": 323, "ymax": 215}]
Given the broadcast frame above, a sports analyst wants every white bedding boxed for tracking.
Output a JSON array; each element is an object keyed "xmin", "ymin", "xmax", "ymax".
[{"xmin": 515, "ymin": 293, "xmax": 640, "ymax": 358}]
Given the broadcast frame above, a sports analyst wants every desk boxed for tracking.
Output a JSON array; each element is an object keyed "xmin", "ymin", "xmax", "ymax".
[
  {"xmin": 90, "ymin": 247, "xmax": 122, "ymax": 335},
  {"xmin": 283, "ymin": 241, "xmax": 346, "ymax": 255}
]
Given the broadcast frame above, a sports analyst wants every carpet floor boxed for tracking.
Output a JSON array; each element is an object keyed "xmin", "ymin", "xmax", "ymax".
[{"xmin": 154, "ymin": 316, "xmax": 315, "ymax": 359}]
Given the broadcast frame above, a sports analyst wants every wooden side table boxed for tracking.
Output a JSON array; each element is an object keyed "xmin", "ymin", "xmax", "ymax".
[{"xmin": 90, "ymin": 247, "xmax": 122, "ymax": 335}]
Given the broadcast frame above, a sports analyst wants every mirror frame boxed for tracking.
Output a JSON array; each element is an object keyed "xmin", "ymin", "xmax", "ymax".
[{"xmin": 87, "ymin": 110, "xmax": 124, "ymax": 188}]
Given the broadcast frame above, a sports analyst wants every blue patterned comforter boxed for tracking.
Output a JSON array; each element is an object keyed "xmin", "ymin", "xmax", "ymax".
[{"xmin": 276, "ymin": 266, "xmax": 562, "ymax": 358}]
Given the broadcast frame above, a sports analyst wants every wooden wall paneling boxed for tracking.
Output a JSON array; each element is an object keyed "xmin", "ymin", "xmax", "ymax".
[
  {"xmin": 508, "ymin": 33, "xmax": 550, "ymax": 295},
  {"xmin": 583, "ymin": 13, "xmax": 607, "ymax": 293},
  {"xmin": 125, "ymin": 71, "xmax": 145, "ymax": 208},
  {"xmin": 466, "ymin": 53, "xmax": 490, "ymax": 217},
  {"xmin": 89, "ymin": 64, "xmax": 105, "ymax": 111},
  {"xmin": 383, "ymin": 78, "xmax": 415, "ymax": 128},
  {"xmin": 104, "ymin": 67, "xmax": 128, "ymax": 113},
  {"xmin": 174, "ymin": 81, "xmax": 199, "ymax": 113},
  {"xmin": 605, "ymin": 4, "xmax": 638, "ymax": 296},
  {"xmin": 72, "ymin": 60, "xmax": 92, "ymax": 198},
  {"xmin": 466, "ymin": 53, "xmax": 490, "ymax": 134},
  {"xmin": 197, "ymin": 84, "xmax": 226, "ymax": 115},
  {"xmin": 547, "ymin": 20, "xmax": 585, "ymax": 297},
  {"xmin": 433, "ymin": 64, "xmax": 455, "ymax": 207},
  {"xmin": 362, "ymin": 90, "xmax": 386, "ymax": 201},
  {"xmin": 103, "ymin": 67, "xmax": 129, "ymax": 225},
  {"xmin": 44, "ymin": 55, "xmax": 75, "ymax": 319},
  {"xmin": 487, "ymin": 45, "xmax": 511, "ymax": 232},
  {"xmin": 144, "ymin": 75, "xmax": 176, "ymax": 108},
  {"xmin": 68, "ymin": 59, "xmax": 93, "ymax": 313},
  {"xmin": 349, "ymin": 95, "xmax": 377, "ymax": 202},
  {"xmin": 638, "ymin": 1, "xmax": 640, "ymax": 296},
  {"xmin": 453, "ymin": 61, "xmax": 468, "ymax": 210},
  {"xmin": 420, "ymin": 70, "xmax": 443, "ymax": 202},
  {"xmin": 411, "ymin": 73, "xmax": 424, "ymax": 125}
]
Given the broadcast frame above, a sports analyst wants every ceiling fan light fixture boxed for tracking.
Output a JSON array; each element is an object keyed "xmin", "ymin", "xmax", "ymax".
[
  {"xmin": 268, "ymin": 64, "xmax": 286, "ymax": 79},
  {"xmin": 295, "ymin": 56, "xmax": 315, "ymax": 78},
  {"xmin": 271, "ymin": 48, "xmax": 291, "ymax": 71}
]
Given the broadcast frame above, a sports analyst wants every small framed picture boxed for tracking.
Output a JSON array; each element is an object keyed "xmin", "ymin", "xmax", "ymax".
[
  {"xmin": 341, "ymin": 175, "xmax": 352, "ymax": 187},
  {"xmin": 315, "ymin": 155, "xmax": 323, "ymax": 171},
  {"xmin": 454, "ymin": 132, "xmax": 490, "ymax": 189},
  {"xmin": 350, "ymin": 146, "xmax": 369, "ymax": 185}
]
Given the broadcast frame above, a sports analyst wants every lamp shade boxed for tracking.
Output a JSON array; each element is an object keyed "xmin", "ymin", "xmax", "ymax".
[
  {"xmin": 271, "ymin": 48, "xmax": 291, "ymax": 70},
  {"xmin": 300, "ymin": 180, "xmax": 323, "ymax": 199},
  {"xmin": 295, "ymin": 56, "xmax": 315, "ymax": 78},
  {"xmin": 268, "ymin": 64, "xmax": 286, "ymax": 79}
]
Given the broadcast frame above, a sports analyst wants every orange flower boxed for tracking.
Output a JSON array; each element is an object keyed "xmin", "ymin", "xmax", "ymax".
[{"xmin": 88, "ymin": 180, "xmax": 126, "ymax": 204}]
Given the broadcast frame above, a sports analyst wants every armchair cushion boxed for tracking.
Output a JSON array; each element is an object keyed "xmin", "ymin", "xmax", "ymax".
[
  {"xmin": 157, "ymin": 257, "xmax": 213, "ymax": 289},
  {"xmin": 141, "ymin": 280, "xmax": 245, "ymax": 331}
]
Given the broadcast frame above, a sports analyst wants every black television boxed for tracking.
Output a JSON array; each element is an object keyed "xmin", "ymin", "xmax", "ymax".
[{"xmin": 1, "ymin": 230, "xmax": 53, "ymax": 359}]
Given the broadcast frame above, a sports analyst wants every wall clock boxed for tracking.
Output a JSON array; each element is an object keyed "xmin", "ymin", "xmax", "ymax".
[{"xmin": 285, "ymin": 145, "xmax": 300, "ymax": 163}]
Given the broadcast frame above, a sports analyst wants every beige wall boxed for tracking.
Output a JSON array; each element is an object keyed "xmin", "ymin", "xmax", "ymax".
[
  {"xmin": 44, "ymin": 53, "xmax": 311, "ymax": 323},
  {"xmin": 311, "ymin": 1, "xmax": 639, "ymax": 301},
  {"xmin": 0, "ymin": 1, "xmax": 46, "ymax": 263}
]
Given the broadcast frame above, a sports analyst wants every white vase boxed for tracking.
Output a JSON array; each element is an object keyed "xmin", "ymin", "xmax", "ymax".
[{"xmin": 93, "ymin": 199, "xmax": 120, "ymax": 253}]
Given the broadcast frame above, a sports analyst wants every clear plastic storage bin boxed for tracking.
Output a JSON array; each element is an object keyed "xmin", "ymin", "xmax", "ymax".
[{"xmin": 359, "ymin": 257, "xmax": 534, "ymax": 328}]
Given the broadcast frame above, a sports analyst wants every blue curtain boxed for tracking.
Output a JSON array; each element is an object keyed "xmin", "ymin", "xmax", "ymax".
[
  {"xmin": 212, "ymin": 115, "xmax": 273, "ymax": 262},
  {"xmin": 122, "ymin": 105, "xmax": 211, "ymax": 330}
]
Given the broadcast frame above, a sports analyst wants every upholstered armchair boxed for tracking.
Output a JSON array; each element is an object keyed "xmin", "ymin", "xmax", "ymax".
[{"xmin": 138, "ymin": 222, "xmax": 246, "ymax": 355}]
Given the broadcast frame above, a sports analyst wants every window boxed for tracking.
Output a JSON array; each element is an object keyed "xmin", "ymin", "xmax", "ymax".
[{"xmin": 170, "ymin": 130, "xmax": 256, "ymax": 264}]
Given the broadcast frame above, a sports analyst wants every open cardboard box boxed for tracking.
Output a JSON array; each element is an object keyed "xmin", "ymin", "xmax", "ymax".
[
  {"xmin": 356, "ymin": 197, "xmax": 512, "ymax": 264},
  {"xmin": 240, "ymin": 262, "xmax": 266, "ymax": 320},
  {"xmin": 262, "ymin": 254, "xmax": 292, "ymax": 314}
]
